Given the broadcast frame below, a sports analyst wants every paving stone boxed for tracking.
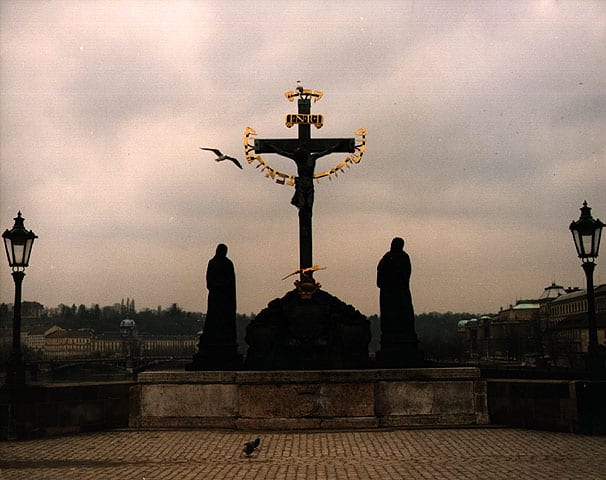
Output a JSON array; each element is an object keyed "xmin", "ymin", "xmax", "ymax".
[{"xmin": 1, "ymin": 428, "xmax": 605, "ymax": 479}]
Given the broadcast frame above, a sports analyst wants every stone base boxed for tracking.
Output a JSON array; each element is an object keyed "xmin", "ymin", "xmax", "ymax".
[
  {"xmin": 376, "ymin": 331, "xmax": 425, "ymax": 368},
  {"xmin": 376, "ymin": 342, "xmax": 425, "ymax": 368},
  {"xmin": 130, "ymin": 368, "xmax": 489, "ymax": 429},
  {"xmin": 185, "ymin": 342, "xmax": 243, "ymax": 371},
  {"xmin": 245, "ymin": 288, "xmax": 371, "ymax": 370}
]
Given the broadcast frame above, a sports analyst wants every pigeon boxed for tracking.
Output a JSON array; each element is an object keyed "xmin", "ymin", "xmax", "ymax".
[
  {"xmin": 243, "ymin": 437, "xmax": 261, "ymax": 457},
  {"xmin": 200, "ymin": 147, "xmax": 243, "ymax": 169}
]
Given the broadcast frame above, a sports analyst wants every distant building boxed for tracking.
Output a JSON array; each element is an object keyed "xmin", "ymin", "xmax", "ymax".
[
  {"xmin": 45, "ymin": 329, "xmax": 94, "ymax": 359},
  {"xmin": 139, "ymin": 334, "xmax": 197, "ymax": 356},
  {"xmin": 538, "ymin": 282, "xmax": 568, "ymax": 301},
  {"xmin": 92, "ymin": 333, "xmax": 123, "ymax": 357},
  {"xmin": 543, "ymin": 284, "xmax": 606, "ymax": 367},
  {"xmin": 457, "ymin": 282, "xmax": 605, "ymax": 365},
  {"xmin": 23, "ymin": 325, "xmax": 63, "ymax": 354},
  {"xmin": 2, "ymin": 303, "xmax": 203, "ymax": 360}
]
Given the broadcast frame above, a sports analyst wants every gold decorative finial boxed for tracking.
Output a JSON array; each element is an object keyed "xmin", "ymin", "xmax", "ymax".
[{"xmin": 281, "ymin": 264, "xmax": 326, "ymax": 281}]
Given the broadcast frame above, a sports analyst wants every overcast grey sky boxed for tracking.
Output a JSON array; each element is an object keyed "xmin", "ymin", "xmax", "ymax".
[{"xmin": 1, "ymin": 0, "xmax": 604, "ymax": 316}]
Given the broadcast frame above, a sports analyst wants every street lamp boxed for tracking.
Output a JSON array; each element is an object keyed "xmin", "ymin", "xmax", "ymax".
[
  {"xmin": 2, "ymin": 212, "xmax": 38, "ymax": 385},
  {"xmin": 120, "ymin": 318, "xmax": 136, "ymax": 374},
  {"xmin": 569, "ymin": 201, "xmax": 604, "ymax": 371}
]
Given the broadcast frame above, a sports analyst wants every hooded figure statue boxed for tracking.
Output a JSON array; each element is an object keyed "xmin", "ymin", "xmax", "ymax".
[
  {"xmin": 377, "ymin": 237, "xmax": 416, "ymax": 339},
  {"xmin": 203, "ymin": 243, "xmax": 237, "ymax": 344}
]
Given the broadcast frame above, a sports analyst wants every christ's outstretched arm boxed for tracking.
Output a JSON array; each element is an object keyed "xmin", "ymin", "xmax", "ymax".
[
  {"xmin": 266, "ymin": 142, "xmax": 297, "ymax": 160},
  {"xmin": 310, "ymin": 144, "xmax": 339, "ymax": 160}
]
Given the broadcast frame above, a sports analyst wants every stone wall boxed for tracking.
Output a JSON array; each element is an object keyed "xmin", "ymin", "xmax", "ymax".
[
  {"xmin": 3, "ymin": 374, "xmax": 605, "ymax": 439},
  {"xmin": 130, "ymin": 368, "xmax": 489, "ymax": 430},
  {"xmin": 1, "ymin": 381, "xmax": 134, "ymax": 440},
  {"xmin": 487, "ymin": 379, "xmax": 606, "ymax": 434}
]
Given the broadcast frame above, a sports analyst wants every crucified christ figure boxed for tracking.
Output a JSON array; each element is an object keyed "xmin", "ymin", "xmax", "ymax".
[{"xmin": 267, "ymin": 143, "xmax": 340, "ymax": 211}]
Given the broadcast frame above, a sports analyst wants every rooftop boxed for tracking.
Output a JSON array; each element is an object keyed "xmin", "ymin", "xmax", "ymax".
[
  {"xmin": 47, "ymin": 329, "xmax": 93, "ymax": 339},
  {"xmin": 538, "ymin": 282, "xmax": 567, "ymax": 300},
  {"xmin": 512, "ymin": 302, "xmax": 541, "ymax": 310},
  {"xmin": 550, "ymin": 283, "xmax": 606, "ymax": 305}
]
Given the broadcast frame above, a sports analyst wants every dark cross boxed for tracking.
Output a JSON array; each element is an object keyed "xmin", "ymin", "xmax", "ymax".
[{"xmin": 254, "ymin": 89, "xmax": 354, "ymax": 279}]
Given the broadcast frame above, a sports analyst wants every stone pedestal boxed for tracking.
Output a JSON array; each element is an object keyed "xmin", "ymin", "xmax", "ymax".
[
  {"xmin": 245, "ymin": 287, "xmax": 370, "ymax": 370},
  {"xmin": 185, "ymin": 338, "xmax": 242, "ymax": 371},
  {"xmin": 376, "ymin": 334, "xmax": 425, "ymax": 368},
  {"xmin": 130, "ymin": 368, "xmax": 489, "ymax": 429}
]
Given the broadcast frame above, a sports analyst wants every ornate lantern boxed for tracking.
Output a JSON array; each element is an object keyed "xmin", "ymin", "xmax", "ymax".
[
  {"xmin": 2, "ymin": 211, "xmax": 37, "ymax": 270},
  {"xmin": 569, "ymin": 201, "xmax": 603, "ymax": 261}
]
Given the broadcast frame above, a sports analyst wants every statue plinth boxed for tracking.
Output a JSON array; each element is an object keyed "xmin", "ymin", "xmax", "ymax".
[
  {"xmin": 376, "ymin": 334, "xmax": 425, "ymax": 368},
  {"xmin": 245, "ymin": 285, "xmax": 370, "ymax": 370},
  {"xmin": 186, "ymin": 338, "xmax": 242, "ymax": 371}
]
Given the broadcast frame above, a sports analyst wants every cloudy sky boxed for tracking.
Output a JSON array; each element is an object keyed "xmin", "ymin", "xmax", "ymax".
[{"xmin": 1, "ymin": 0, "xmax": 604, "ymax": 317}]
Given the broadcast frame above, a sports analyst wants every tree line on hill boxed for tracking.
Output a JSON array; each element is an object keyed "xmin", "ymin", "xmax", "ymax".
[
  {"xmin": 1, "ymin": 302, "xmax": 475, "ymax": 362},
  {"xmin": 0, "ymin": 302, "xmax": 203, "ymax": 336}
]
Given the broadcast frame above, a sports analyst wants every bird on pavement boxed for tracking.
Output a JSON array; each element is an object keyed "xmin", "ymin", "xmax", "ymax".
[
  {"xmin": 200, "ymin": 147, "xmax": 243, "ymax": 169},
  {"xmin": 243, "ymin": 437, "xmax": 261, "ymax": 457}
]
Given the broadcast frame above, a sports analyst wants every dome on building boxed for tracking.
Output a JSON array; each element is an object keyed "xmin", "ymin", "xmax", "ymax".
[
  {"xmin": 539, "ymin": 282, "xmax": 567, "ymax": 300},
  {"xmin": 120, "ymin": 318, "xmax": 136, "ymax": 329}
]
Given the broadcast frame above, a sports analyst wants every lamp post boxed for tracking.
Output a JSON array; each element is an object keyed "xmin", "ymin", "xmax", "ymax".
[
  {"xmin": 2, "ymin": 212, "xmax": 37, "ymax": 386},
  {"xmin": 120, "ymin": 318, "xmax": 136, "ymax": 374},
  {"xmin": 569, "ymin": 201, "xmax": 604, "ymax": 372}
]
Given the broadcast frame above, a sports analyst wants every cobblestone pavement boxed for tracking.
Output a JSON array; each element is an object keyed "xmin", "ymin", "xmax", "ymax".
[{"xmin": 2, "ymin": 428, "xmax": 606, "ymax": 480}]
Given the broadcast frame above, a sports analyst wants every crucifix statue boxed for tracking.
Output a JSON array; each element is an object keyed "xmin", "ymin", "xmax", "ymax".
[
  {"xmin": 244, "ymin": 86, "xmax": 365, "ymax": 288},
  {"xmin": 242, "ymin": 86, "xmax": 370, "ymax": 369}
]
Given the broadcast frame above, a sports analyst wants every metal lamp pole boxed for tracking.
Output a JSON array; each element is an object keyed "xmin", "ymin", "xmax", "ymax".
[
  {"xmin": 569, "ymin": 201, "xmax": 604, "ymax": 372},
  {"xmin": 582, "ymin": 261, "xmax": 598, "ymax": 369},
  {"xmin": 7, "ymin": 271, "xmax": 26, "ymax": 385},
  {"xmin": 2, "ymin": 212, "xmax": 37, "ymax": 386}
]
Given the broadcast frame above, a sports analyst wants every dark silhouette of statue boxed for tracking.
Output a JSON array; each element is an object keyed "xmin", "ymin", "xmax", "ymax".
[
  {"xmin": 376, "ymin": 237, "xmax": 424, "ymax": 367},
  {"xmin": 377, "ymin": 237, "xmax": 415, "ymax": 336},
  {"xmin": 205, "ymin": 243, "xmax": 236, "ymax": 340},
  {"xmin": 186, "ymin": 243, "xmax": 242, "ymax": 370}
]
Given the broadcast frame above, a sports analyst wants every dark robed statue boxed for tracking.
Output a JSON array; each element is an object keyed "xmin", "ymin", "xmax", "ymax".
[
  {"xmin": 186, "ymin": 243, "xmax": 242, "ymax": 370},
  {"xmin": 204, "ymin": 243, "xmax": 237, "ymax": 342},
  {"xmin": 377, "ymin": 237, "xmax": 415, "ymax": 336},
  {"xmin": 376, "ymin": 237, "xmax": 424, "ymax": 367}
]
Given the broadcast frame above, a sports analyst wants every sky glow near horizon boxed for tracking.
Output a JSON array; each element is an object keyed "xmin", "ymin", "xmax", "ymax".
[{"xmin": 1, "ymin": 0, "xmax": 605, "ymax": 316}]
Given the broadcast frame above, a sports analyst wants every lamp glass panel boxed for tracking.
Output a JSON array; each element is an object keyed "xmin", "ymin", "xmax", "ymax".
[
  {"xmin": 23, "ymin": 238, "xmax": 34, "ymax": 265},
  {"xmin": 12, "ymin": 243, "xmax": 26, "ymax": 266},
  {"xmin": 581, "ymin": 233, "xmax": 594, "ymax": 257},
  {"xmin": 3, "ymin": 237, "xmax": 11, "ymax": 265},
  {"xmin": 594, "ymin": 228, "xmax": 602, "ymax": 256},
  {"xmin": 572, "ymin": 230, "xmax": 582, "ymax": 256}
]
